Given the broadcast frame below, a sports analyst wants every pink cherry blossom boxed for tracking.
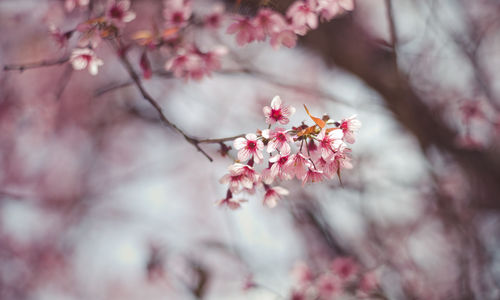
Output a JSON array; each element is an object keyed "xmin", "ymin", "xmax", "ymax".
[
  {"xmin": 166, "ymin": 52, "xmax": 199, "ymax": 79},
  {"xmin": 316, "ymin": 128, "xmax": 344, "ymax": 159},
  {"xmin": 270, "ymin": 29, "xmax": 298, "ymax": 50},
  {"xmin": 165, "ymin": 46, "xmax": 226, "ymax": 80},
  {"xmin": 263, "ymin": 186, "xmax": 289, "ymax": 208},
  {"xmin": 65, "ymin": 0, "xmax": 89, "ymax": 12},
  {"xmin": 215, "ymin": 190, "xmax": 247, "ymax": 210},
  {"xmin": 227, "ymin": 17, "xmax": 257, "ymax": 46},
  {"xmin": 340, "ymin": 115, "xmax": 361, "ymax": 144},
  {"xmin": 164, "ymin": 0, "xmax": 192, "ymax": 28},
  {"xmin": 199, "ymin": 46, "xmax": 227, "ymax": 76},
  {"xmin": 286, "ymin": 0, "xmax": 318, "ymax": 35},
  {"xmin": 263, "ymin": 95, "xmax": 296, "ymax": 125},
  {"xmin": 315, "ymin": 0, "xmax": 354, "ymax": 21},
  {"xmin": 334, "ymin": 145, "xmax": 352, "ymax": 170},
  {"xmin": 49, "ymin": 25, "xmax": 70, "ymax": 49},
  {"xmin": 252, "ymin": 8, "xmax": 287, "ymax": 41},
  {"xmin": 70, "ymin": 48, "xmax": 104, "ymax": 75},
  {"xmin": 286, "ymin": 152, "xmax": 310, "ymax": 179},
  {"xmin": 203, "ymin": 3, "xmax": 225, "ymax": 29},
  {"xmin": 357, "ymin": 271, "xmax": 378, "ymax": 295},
  {"xmin": 316, "ymin": 156, "xmax": 338, "ymax": 179},
  {"xmin": 331, "ymin": 257, "xmax": 358, "ymax": 282},
  {"xmin": 269, "ymin": 152, "xmax": 293, "ymax": 181},
  {"xmin": 262, "ymin": 127, "xmax": 293, "ymax": 154},
  {"xmin": 219, "ymin": 164, "xmax": 255, "ymax": 193},
  {"xmin": 316, "ymin": 273, "xmax": 343, "ymax": 299},
  {"xmin": 106, "ymin": 0, "xmax": 136, "ymax": 26},
  {"xmin": 292, "ymin": 261, "xmax": 315, "ymax": 285},
  {"xmin": 460, "ymin": 100, "xmax": 484, "ymax": 123},
  {"xmin": 302, "ymin": 167, "xmax": 324, "ymax": 185},
  {"xmin": 233, "ymin": 133, "xmax": 264, "ymax": 163},
  {"xmin": 76, "ymin": 23, "xmax": 102, "ymax": 48},
  {"xmin": 230, "ymin": 163, "xmax": 260, "ymax": 184}
]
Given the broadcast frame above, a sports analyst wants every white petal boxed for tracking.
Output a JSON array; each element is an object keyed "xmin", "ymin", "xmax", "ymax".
[
  {"xmin": 267, "ymin": 139, "xmax": 278, "ymax": 153},
  {"xmin": 233, "ymin": 137, "xmax": 247, "ymax": 150},
  {"xmin": 270, "ymin": 95, "xmax": 282, "ymax": 109},
  {"xmin": 123, "ymin": 11, "xmax": 136, "ymax": 22},
  {"xmin": 263, "ymin": 106, "xmax": 272, "ymax": 117},
  {"xmin": 89, "ymin": 63, "xmax": 99, "ymax": 75},
  {"xmin": 71, "ymin": 58, "xmax": 87, "ymax": 70},
  {"xmin": 238, "ymin": 149, "xmax": 251, "ymax": 162},
  {"xmin": 330, "ymin": 128, "xmax": 344, "ymax": 140},
  {"xmin": 246, "ymin": 133, "xmax": 257, "ymax": 141},
  {"xmin": 261, "ymin": 129, "xmax": 270, "ymax": 139},
  {"xmin": 273, "ymin": 186, "xmax": 289, "ymax": 196},
  {"xmin": 280, "ymin": 142, "xmax": 291, "ymax": 155},
  {"xmin": 269, "ymin": 153, "xmax": 280, "ymax": 163}
]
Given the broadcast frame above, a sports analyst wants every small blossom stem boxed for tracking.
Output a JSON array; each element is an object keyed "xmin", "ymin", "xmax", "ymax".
[
  {"xmin": 305, "ymin": 139, "xmax": 317, "ymax": 169},
  {"xmin": 3, "ymin": 57, "xmax": 70, "ymax": 72}
]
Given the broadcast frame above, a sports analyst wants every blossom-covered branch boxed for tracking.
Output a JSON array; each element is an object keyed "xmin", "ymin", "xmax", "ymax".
[{"xmin": 217, "ymin": 95, "xmax": 361, "ymax": 210}]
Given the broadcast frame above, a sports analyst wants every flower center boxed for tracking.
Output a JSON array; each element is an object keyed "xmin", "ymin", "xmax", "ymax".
[
  {"xmin": 279, "ymin": 156, "xmax": 288, "ymax": 165},
  {"xmin": 340, "ymin": 121, "xmax": 348, "ymax": 131},
  {"xmin": 271, "ymin": 109, "xmax": 282, "ymax": 120},
  {"xmin": 172, "ymin": 12, "xmax": 184, "ymax": 24},
  {"xmin": 247, "ymin": 141, "xmax": 256, "ymax": 149},
  {"xmin": 110, "ymin": 6, "xmax": 124, "ymax": 19},
  {"xmin": 81, "ymin": 54, "xmax": 92, "ymax": 62},
  {"xmin": 277, "ymin": 133, "xmax": 287, "ymax": 142}
]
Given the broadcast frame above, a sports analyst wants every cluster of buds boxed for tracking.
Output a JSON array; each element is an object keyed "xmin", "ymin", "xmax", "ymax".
[
  {"xmin": 290, "ymin": 257, "xmax": 378, "ymax": 299},
  {"xmin": 217, "ymin": 95, "xmax": 361, "ymax": 209},
  {"xmin": 227, "ymin": 0, "xmax": 354, "ymax": 49}
]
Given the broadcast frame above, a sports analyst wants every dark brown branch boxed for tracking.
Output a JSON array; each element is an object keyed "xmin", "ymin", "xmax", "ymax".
[{"xmin": 3, "ymin": 57, "xmax": 69, "ymax": 72}]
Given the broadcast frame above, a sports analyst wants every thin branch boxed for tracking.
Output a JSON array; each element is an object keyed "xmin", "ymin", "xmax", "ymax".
[
  {"xmin": 198, "ymin": 134, "xmax": 245, "ymax": 144},
  {"xmin": 3, "ymin": 57, "xmax": 69, "ymax": 72},
  {"xmin": 55, "ymin": 65, "xmax": 74, "ymax": 100},
  {"xmin": 94, "ymin": 79, "xmax": 134, "ymax": 96},
  {"xmin": 115, "ymin": 49, "xmax": 216, "ymax": 161}
]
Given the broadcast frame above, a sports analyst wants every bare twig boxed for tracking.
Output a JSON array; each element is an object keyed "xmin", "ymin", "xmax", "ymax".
[
  {"xmin": 94, "ymin": 79, "xmax": 134, "ymax": 96},
  {"xmin": 3, "ymin": 57, "xmax": 69, "ymax": 72}
]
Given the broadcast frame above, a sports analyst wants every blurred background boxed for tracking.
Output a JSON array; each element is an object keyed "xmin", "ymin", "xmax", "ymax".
[{"xmin": 1, "ymin": 0, "xmax": 500, "ymax": 299}]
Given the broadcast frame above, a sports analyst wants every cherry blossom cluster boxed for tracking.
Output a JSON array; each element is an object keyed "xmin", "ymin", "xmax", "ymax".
[
  {"xmin": 56, "ymin": 0, "xmax": 228, "ymax": 79},
  {"xmin": 217, "ymin": 95, "xmax": 361, "ymax": 209},
  {"xmin": 290, "ymin": 257, "xmax": 379, "ymax": 299},
  {"xmin": 53, "ymin": 0, "xmax": 356, "ymax": 80},
  {"xmin": 64, "ymin": 0, "xmax": 137, "ymax": 75},
  {"xmin": 227, "ymin": 0, "xmax": 354, "ymax": 49}
]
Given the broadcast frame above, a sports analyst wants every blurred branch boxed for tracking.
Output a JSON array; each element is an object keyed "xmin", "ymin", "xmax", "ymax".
[
  {"xmin": 300, "ymin": 15, "xmax": 500, "ymax": 210},
  {"xmin": 3, "ymin": 57, "xmax": 69, "ymax": 72},
  {"xmin": 384, "ymin": 0, "xmax": 398, "ymax": 51},
  {"xmin": 96, "ymin": 66, "xmax": 355, "ymax": 108},
  {"xmin": 424, "ymin": 0, "xmax": 500, "ymax": 111}
]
